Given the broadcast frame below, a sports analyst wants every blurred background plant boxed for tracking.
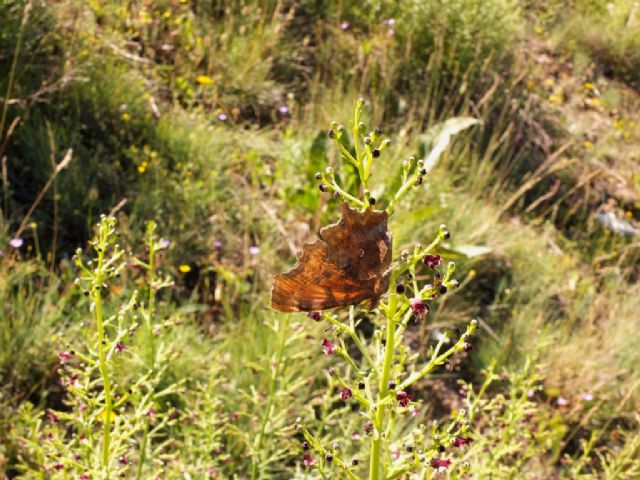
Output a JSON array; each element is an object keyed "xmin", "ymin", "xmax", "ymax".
[{"xmin": 1, "ymin": 0, "xmax": 639, "ymax": 478}]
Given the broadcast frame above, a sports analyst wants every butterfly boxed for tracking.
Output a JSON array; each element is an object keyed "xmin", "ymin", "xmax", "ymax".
[{"xmin": 271, "ymin": 202, "xmax": 392, "ymax": 312}]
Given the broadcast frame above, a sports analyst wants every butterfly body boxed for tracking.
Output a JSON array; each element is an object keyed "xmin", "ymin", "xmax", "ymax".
[{"xmin": 271, "ymin": 202, "xmax": 392, "ymax": 312}]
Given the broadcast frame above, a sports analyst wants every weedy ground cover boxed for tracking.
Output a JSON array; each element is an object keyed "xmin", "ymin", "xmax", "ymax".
[{"xmin": 1, "ymin": 0, "xmax": 639, "ymax": 478}]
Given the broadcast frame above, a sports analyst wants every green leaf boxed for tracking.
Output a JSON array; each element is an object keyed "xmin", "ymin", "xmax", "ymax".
[
  {"xmin": 419, "ymin": 117, "xmax": 481, "ymax": 172},
  {"xmin": 439, "ymin": 243, "xmax": 493, "ymax": 258}
]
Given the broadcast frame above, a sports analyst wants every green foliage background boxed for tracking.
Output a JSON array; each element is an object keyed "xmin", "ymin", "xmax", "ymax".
[{"xmin": 1, "ymin": 0, "xmax": 639, "ymax": 478}]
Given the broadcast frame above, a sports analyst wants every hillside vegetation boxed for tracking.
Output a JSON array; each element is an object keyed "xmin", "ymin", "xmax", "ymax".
[{"xmin": 1, "ymin": 1, "xmax": 639, "ymax": 478}]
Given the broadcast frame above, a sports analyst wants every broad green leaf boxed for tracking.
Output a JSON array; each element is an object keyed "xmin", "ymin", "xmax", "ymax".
[{"xmin": 420, "ymin": 117, "xmax": 481, "ymax": 172}]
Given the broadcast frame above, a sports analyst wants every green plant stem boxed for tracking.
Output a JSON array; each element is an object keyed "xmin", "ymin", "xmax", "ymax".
[
  {"xmin": 95, "ymin": 248, "xmax": 113, "ymax": 473},
  {"xmin": 370, "ymin": 279, "xmax": 398, "ymax": 480},
  {"xmin": 136, "ymin": 418, "xmax": 149, "ymax": 480},
  {"xmin": 0, "ymin": 2, "xmax": 29, "ymax": 140},
  {"xmin": 147, "ymin": 241, "xmax": 156, "ymax": 368},
  {"xmin": 251, "ymin": 316, "xmax": 289, "ymax": 480}
]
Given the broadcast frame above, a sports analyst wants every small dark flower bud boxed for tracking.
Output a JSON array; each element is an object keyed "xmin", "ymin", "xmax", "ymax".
[
  {"xmin": 463, "ymin": 342, "xmax": 473, "ymax": 352},
  {"xmin": 372, "ymin": 148, "xmax": 381, "ymax": 158},
  {"xmin": 406, "ymin": 444, "xmax": 413, "ymax": 453},
  {"xmin": 368, "ymin": 197, "xmax": 376, "ymax": 206},
  {"xmin": 328, "ymin": 367, "xmax": 335, "ymax": 376},
  {"xmin": 83, "ymin": 289, "xmax": 90, "ymax": 296},
  {"xmin": 319, "ymin": 183, "xmax": 328, "ymax": 192},
  {"xmin": 308, "ymin": 311, "xmax": 321, "ymax": 321},
  {"xmin": 375, "ymin": 128, "xmax": 382, "ymax": 135},
  {"xmin": 364, "ymin": 421, "xmax": 374, "ymax": 434},
  {"xmin": 419, "ymin": 168, "xmax": 427, "ymax": 175},
  {"xmin": 364, "ymin": 136, "xmax": 372, "ymax": 145},
  {"xmin": 439, "ymin": 444, "xmax": 446, "ymax": 453},
  {"xmin": 416, "ymin": 176, "xmax": 424, "ymax": 185},
  {"xmin": 388, "ymin": 380, "xmax": 396, "ymax": 390},
  {"xmin": 358, "ymin": 380, "xmax": 365, "ymax": 389},
  {"xmin": 352, "ymin": 458, "xmax": 359, "ymax": 466},
  {"xmin": 395, "ymin": 283, "xmax": 405, "ymax": 294},
  {"xmin": 302, "ymin": 441, "xmax": 310, "ymax": 451},
  {"xmin": 325, "ymin": 453, "xmax": 333, "ymax": 462},
  {"xmin": 439, "ymin": 285, "xmax": 448, "ymax": 295},
  {"xmin": 327, "ymin": 128, "xmax": 335, "ymax": 138},
  {"xmin": 443, "ymin": 230, "xmax": 451, "ymax": 240},
  {"xmin": 314, "ymin": 172, "xmax": 322, "ymax": 180}
]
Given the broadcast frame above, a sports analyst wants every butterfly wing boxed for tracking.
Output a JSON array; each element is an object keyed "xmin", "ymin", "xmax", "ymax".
[{"xmin": 271, "ymin": 203, "xmax": 392, "ymax": 312}]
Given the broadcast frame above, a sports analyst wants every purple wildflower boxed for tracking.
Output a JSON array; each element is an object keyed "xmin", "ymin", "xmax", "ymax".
[
  {"xmin": 410, "ymin": 298, "xmax": 429, "ymax": 318},
  {"xmin": 322, "ymin": 338, "xmax": 336, "ymax": 355}
]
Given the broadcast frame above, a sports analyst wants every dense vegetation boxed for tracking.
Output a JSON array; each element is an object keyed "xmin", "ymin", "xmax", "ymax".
[{"xmin": 1, "ymin": 0, "xmax": 639, "ymax": 478}]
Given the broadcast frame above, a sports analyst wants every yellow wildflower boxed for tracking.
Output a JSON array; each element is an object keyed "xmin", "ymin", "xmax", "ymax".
[
  {"xmin": 544, "ymin": 77, "xmax": 555, "ymax": 87},
  {"xmin": 196, "ymin": 75, "xmax": 214, "ymax": 85},
  {"xmin": 586, "ymin": 98, "xmax": 603, "ymax": 108},
  {"xmin": 549, "ymin": 94, "xmax": 563, "ymax": 105},
  {"xmin": 584, "ymin": 82, "xmax": 594, "ymax": 90},
  {"xmin": 583, "ymin": 140, "xmax": 593, "ymax": 149},
  {"xmin": 121, "ymin": 112, "xmax": 130, "ymax": 122},
  {"xmin": 179, "ymin": 264, "xmax": 191, "ymax": 273},
  {"xmin": 534, "ymin": 25, "xmax": 543, "ymax": 34}
]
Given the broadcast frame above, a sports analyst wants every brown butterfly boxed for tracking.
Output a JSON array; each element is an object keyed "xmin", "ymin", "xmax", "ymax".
[{"xmin": 271, "ymin": 202, "xmax": 392, "ymax": 312}]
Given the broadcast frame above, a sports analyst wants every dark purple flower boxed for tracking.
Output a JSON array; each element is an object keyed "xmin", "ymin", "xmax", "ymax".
[
  {"xmin": 410, "ymin": 298, "xmax": 429, "ymax": 318},
  {"xmin": 308, "ymin": 311, "xmax": 321, "ymax": 321},
  {"xmin": 303, "ymin": 453, "xmax": 315, "ymax": 467},
  {"xmin": 452, "ymin": 436, "xmax": 473, "ymax": 448},
  {"xmin": 396, "ymin": 390, "xmax": 413, "ymax": 407},
  {"xmin": 340, "ymin": 388, "xmax": 352, "ymax": 401},
  {"xmin": 54, "ymin": 463, "xmax": 64, "ymax": 471},
  {"xmin": 115, "ymin": 343, "xmax": 126, "ymax": 353},
  {"xmin": 423, "ymin": 254, "xmax": 442, "ymax": 269},
  {"xmin": 430, "ymin": 458, "xmax": 451, "ymax": 470},
  {"xmin": 146, "ymin": 407, "xmax": 156, "ymax": 416},
  {"xmin": 322, "ymin": 338, "xmax": 336, "ymax": 355},
  {"xmin": 58, "ymin": 351, "xmax": 73, "ymax": 361}
]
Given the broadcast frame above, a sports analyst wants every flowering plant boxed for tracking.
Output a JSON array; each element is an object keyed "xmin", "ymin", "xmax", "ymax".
[{"xmin": 291, "ymin": 99, "xmax": 480, "ymax": 478}]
